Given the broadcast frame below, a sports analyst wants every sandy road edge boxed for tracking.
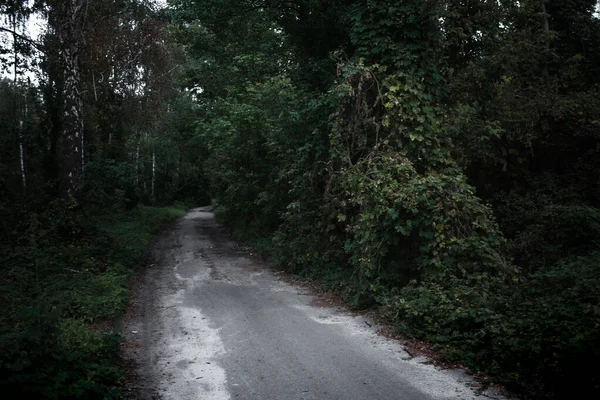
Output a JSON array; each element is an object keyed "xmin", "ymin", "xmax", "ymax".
[{"xmin": 120, "ymin": 218, "xmax": 183, "ymax": 400}]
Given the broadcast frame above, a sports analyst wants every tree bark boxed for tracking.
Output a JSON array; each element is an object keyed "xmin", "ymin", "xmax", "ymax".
[
  {"xmin": 151, "ymin": 149, "xmax": 156, "ymax": 201},
  {"xmin": 541, "ymin": 0, "xmax": 550, "ymax": 78},
  {"xmin": 12, "ymin": 17, "xmax": 27, "ymax": 192},
  {"xmin": 57, "ymin": 0, "xmax": 87, "ymax": 199},
  {"xmin": 135, "ymin": 133, "xmax": 141, "ymax": 189},
  {"xmin": 19, "ymin": 99, "xmax": 27, "ymax": 191}
]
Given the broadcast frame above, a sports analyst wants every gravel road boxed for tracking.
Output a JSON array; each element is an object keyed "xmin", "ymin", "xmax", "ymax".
[{"xmin": 123, "ymin": 207, "xmax": 507, "ymax": 400}]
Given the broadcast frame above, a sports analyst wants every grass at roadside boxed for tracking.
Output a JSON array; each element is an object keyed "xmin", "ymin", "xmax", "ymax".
[{"xmin": 0, "ymin": 203, "xmax": 186, "ymax": 399}]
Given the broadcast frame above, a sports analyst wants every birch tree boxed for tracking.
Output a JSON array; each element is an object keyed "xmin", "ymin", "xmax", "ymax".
[
  {"xmin": 11, "ymin": 15, "xmax": 27, "ymax": 191},
  {"xmin": 55, "ymin": 0, "xmax": 88, "ymax": 198}
]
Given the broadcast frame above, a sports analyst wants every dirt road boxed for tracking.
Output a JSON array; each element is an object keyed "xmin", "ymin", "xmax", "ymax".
[{"xmin": 124, "ymin": 207, "xmax": 506, "ymax": 400}]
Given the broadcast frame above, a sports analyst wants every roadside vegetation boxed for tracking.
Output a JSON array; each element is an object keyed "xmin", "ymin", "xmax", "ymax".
[
  {"xmin": 0, "ymin": 1, "xmax": 203, "ymax": 398},
  {"xmin": 0, "ymin": 203, "xmax": 186, "ymax": 398},
  {"xmin": 170, "ymin": 1, "xmax": 600, "ymax": 399}
]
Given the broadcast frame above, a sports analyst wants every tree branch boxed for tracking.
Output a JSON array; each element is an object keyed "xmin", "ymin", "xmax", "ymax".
[{"xmin": 0, "ymin": 26, "xmax": 44, "ymax": 51}]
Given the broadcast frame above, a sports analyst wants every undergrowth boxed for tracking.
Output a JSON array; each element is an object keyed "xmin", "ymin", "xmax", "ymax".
[
  {"xmin": 220, "ymin": 209, "xmax": 600, "ymax": 399},
  {"xmin": 0, "ymin": 202, "xmax": 186, "ymax": 399}
]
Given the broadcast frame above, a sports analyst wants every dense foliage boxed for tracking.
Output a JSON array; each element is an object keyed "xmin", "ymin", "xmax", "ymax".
[
  {"xmin": 0, "ymin": 0, "xmax": 206, "ymax": 397},
  {"xmin": 169, "ymin": 0, "xmax": 600, "ymax": 398},
  {"xmin": 0, "ymin": 203, "xmax": 186, "ymax": 397},
  {"xmin": 2, "ymin": 0, "xmax": 600, "ymax": 398}
]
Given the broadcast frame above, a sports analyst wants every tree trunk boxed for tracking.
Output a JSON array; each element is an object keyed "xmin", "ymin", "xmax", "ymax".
[
  {"xmin": 57, "ymin": 0, "xmax": 87, "ymax": 199},
  {"xmin": 541, "ymin": 0, "xmax": 550, "ymax": 78},
  {"xmin": 12, "ymin": 17, "xmax": 26, "ymax": 192},
  {"xmin": 135, "ymin": 133, "xmax": 141, "ymax": 189},
  {"xmin": 151, "ymin": 150, "xmax": 156, "ymax": 201},
  {"xmin": 19, "ymin": 99, "xmax": 27, "ymax": 191}
]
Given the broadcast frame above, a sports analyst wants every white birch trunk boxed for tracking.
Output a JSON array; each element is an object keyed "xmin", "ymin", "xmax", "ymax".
[
  {"xmin": 19, "ymin": 99, "xmax": 27, "ymax": 190},
  {"xmin": 57, "ymin": 0, "xmax": 88, "ymax": 198},
  {"xmin": 12, "ymin": 17, "xmax": 26, "ymax": 191},
  {"xmin": 541, "ymin": 1, "xmax": 550, "ymax": 78},
  {"xmin": 135, "ymin": 134, "xmax": 141, "ymax": 188},
  {"xmin": 151, "ymin": 150, "xmax": 156, "ymax": 200}
]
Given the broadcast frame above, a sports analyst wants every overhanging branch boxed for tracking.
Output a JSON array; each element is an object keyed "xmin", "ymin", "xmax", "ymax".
[{"xmin": 0, "ymin": 26, "xmax": 44, "ymax": 52}]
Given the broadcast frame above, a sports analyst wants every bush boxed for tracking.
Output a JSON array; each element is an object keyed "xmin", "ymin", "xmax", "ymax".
[
  {"xmin": 383, "ymin": 252, "xmax": 600, "ymax": 398},
  {"xmin": 0, "ymin": 203, "xmax": 186, "ymax": 398}
]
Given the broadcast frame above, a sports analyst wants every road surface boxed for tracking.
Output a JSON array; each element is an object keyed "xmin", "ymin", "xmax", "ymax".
[{"xmin": 124, "ymin": 207, "xmax": 507, "ymax": 400}]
